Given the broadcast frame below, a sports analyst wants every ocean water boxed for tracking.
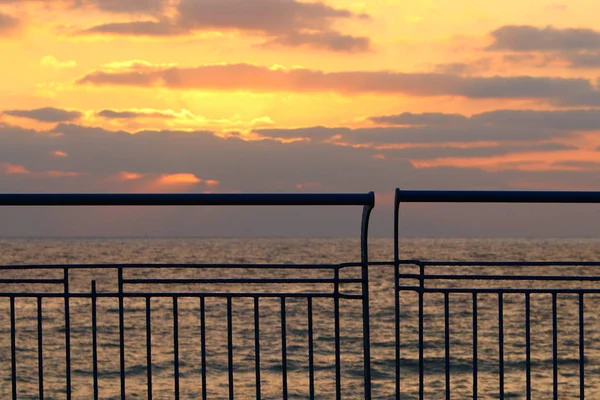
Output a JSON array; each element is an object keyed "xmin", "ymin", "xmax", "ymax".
[{"xmin": 1, "ymin": 237, "xmax": 600, "ymax": 399}]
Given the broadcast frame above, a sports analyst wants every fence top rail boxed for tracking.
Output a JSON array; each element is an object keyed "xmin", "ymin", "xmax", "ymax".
[
  {"xmin": 0, "ymin": 192, "xmax": 375, "ymax": 207},
  {"xmin": 396, "ymin": 189, "xmax": 600, "ymax": 204},
  {"xmin": 0, "ymin": 262, "xmax": 366, "ymax": 270}
]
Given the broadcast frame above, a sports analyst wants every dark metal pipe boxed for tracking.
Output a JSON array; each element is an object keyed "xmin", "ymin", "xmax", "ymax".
[
  {"xmin": 396, "ymin": 189, "xmax": 600, "ymax": 204},
  {"xmin": 0, "ymin": 193, "xmax": 375, "ymax": 206}
]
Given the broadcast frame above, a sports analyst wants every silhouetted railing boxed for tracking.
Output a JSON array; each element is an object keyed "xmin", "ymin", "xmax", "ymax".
[
  {"xmin": 394, "ymin": 189, "xmax": 600, "ymax": 400},
  {"xmin": 0, "ymin": 193, "xmax": 374, "ymax": 400},
  {"xmin": 3, "ymin": 190, "xmax": 600, "ymax": 399}
]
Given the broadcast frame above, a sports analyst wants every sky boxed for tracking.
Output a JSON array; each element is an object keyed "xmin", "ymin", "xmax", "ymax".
[{"xmin": 1, "ymin": 0, "xmax": 600, "ymax": 237}]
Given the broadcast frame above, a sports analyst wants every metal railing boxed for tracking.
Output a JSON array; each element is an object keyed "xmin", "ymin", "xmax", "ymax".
[
  {"xmin": 3, "ymin": 190, "xmax": 600, "ymax": 399},
  {"xmin": 394, "ymin": 189, "xmax": 600, "ymax": 400},
  {"xmin": 0, "ymin": 193, "xmax": 374, "ymax": 400}
]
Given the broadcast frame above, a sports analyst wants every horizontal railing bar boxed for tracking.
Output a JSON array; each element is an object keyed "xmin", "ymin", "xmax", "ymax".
[
  {"xmin": 0, "ymin": 263, "xmax": 347, "ymax": 270},
  {"xmin": 0, "ymin": 193, "xmax": 374, "ymax": 207},
  {"xmin": 397, "ymin": 274, "xmax": 600, "ymax": 281},
  {"xmin": 0, "ymin": 292, "xmax": 364, "ymax": 299},
  {"xmin": 397, "ymin": 189, "xmax": 600, "ymax": 204},
  {"xmin": 123, "ymin": 278, "xmax": 363, "ymax": 284},
  {"xmin": 0, "ymin": 279, "xmax": 65, "ymax": 284},
  {"xmin": 400, "ymin": 260, "xmax": 600, "ymax": 267},
  {"xmin": 398, "ymin": 287, "xmax": 600, "ymax": 294}
]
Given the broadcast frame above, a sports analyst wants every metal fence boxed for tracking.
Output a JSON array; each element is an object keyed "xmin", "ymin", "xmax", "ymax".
[
  {"xmin": 394, "ymin": 189, "xmax": 600, "ymax": 400},
  {"xmin": 0, "ymin": 193, "xmax": 374, "ymax": 400},
  {"xmin": 2, "ymin": 190, "xmax": 600, "ymax": 399}
]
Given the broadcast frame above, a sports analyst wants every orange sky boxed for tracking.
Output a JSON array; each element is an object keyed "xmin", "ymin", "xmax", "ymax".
[{"xmin": 1, "ymin": 0, "xmax": 600, "ymax": 236}]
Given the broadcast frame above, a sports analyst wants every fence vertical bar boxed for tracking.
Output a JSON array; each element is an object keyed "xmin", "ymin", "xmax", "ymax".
[
  {"xmin": 473, "ymin": 293, "xmax": 478, "ymax": 400},
  {"xmin": 200, "ymin": 297, "xmax": 207, "ymax": 400},
  {"xmin": 146, "ymin": 297, "xmax": 152, "ymax": 400},
  {"xmin": 10, "ymin": 296, "xmax": 17, "ymax": 400},
  {"xmin": 118, "ymin": 267, "xmax": 126, "ymax": 399},
  {"xmin": 361, "ymin": 196, "xmax": 374, "ymax": 400},
  {"xmin": 173, "ymin": 297, "xmax": 180, "ymax": 400},
  {"xmin": 37, "ymin": 297, "xmax": 44, "ymax": 400},
  {"xmin": 579, "ymin": 293, "xmax": 585, "ymax": 400},
  {"xmin": 64, "ymin": 267, "xmax": 72, "ymax": 400},
  {"xmin": 307, "ymin": 297, "xmax": 315, "ymax": 400},
  {"xmin": 394, "ymin": 189, "xmax": 401, "ymax": 400},
  {"xmin": 418, "ymin": 263, "xmax": 425, "ymax": 400},
  {"xmin": 227, "ymin": 297, "xmax": 234, "ymax": 400},
  {"xmin": 254, "ymin": 297, "xmax": 261, "ymax": 400},
  {"xmin": 552, "ymin": 293, "xmax": 558, "ymax": 400},
  {"xmin": 498, "ymin": 293, "xmax": 504, "ymax": 400},
  {"xmin": 281, "ymin": 298, "xmax": 288, "ymax": 400},
  {"xmin": 444, "ymin": 293, "xmax": 450, "ymax": 400},
  {"xmin": 334, "ymin": 268, "xmax": 341, "ymax": 400},
  {"xmin": 91, "ymin": 281, "xmax": 99, "ymax": 400},
  {"xmin": 525, "ymin": 293, "xmax": 531, "ymax": 400}
]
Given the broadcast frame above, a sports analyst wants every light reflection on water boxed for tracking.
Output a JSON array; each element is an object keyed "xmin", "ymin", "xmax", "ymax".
[{"xmin": 0, "ymin": 237, "xmax": 600, "ymax": 399}]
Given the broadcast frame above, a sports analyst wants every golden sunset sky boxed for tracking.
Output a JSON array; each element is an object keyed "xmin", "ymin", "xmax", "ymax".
[{"xmin": 1, "ymin": 0, "xmax": 600, "ymax": 236}]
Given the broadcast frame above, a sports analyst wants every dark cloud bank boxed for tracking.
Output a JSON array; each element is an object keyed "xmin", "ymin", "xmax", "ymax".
[{"xmin": 1, "ymin": 113, "xmax": 600, "ymax": 237}]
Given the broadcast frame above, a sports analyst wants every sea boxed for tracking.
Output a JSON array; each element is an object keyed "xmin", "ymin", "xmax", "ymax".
[{"xmin": 1, "ymin": 237, "xmax": 600, "ymax": 399}]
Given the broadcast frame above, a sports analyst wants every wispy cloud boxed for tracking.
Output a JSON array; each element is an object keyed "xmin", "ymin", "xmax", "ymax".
[
  {"xmin": 3, "ymin": 107, "xmax": 83, "ymax": 123},
  {"xmin": 76, "ymin": 61, "xmax": 600, "ymax": 105},
  {"xmin": 486, "ymin": 25, "xmax": 600, "ymax": 69},
  {"xmin": 80, "ymin": 0, "xmax": 371, "ymax": 52}
]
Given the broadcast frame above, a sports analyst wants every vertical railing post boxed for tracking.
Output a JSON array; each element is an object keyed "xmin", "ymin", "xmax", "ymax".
[
  {"xmin": 64, "ymin": 267, "xmax": 72, "ymax": 400},
  {"xmin": 37, "ymin": 296, "xmax": 45, "ymax": 400},
  {"xmin": 91, "ymin": 281, "xmax": 99, "ymax": 400},
  {"xmin": 10, "ymin": 296, "xmax": 17, "ymax": 400},
  {"xmin": 579, "ymin": 293, "xmax": 585, "ymax": 400},
  {"xmin": 360, "ymin": 192, "xmax": 375, "ymax": 400},
  {"xmin": 118, "ymin": 267, "xmax": 126, "ymax": 399},
  {"xmin": 394, "ymin": 189, "xmax": 401, "ymax": 400},
  {"xmin": 334, "ymin": 268, "xmax": 341, "ymax": 400}
]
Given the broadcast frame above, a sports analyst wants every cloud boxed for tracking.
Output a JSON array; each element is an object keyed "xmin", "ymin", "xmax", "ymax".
[
  {"xmin": 0, "ymin": 0, "xmax": 168, "ymax": 14},
  {"xmin": 52, "ymin": 150, "xmax": 69, "ymax": 157},
  {"xmin": 261, "ymin": 31, "xmax": 371, "ymax": 53},
  {"xmin": 77, "ymin": 62, "xmax": 600, "ymax": 104},
  {"xmin": 2, "ymin": 122, "xmax": 600, "ymax": 237},
  {"xmin": 487, "ymin": 25, "xmax": 600, "ymax": 52},
  {"xmin": 471, "ymin": 109, "xmax": 600, "ymax": 129},
  {"xmin": 0, "ymin": 12, "xmax": 20, "ymax": 36},
  {"xmin": 562, "ymin": 51, "xmax": 600, "ymax": 68},
  {"xmin": 486, "ymin": 25, "xmax": 600, "ymax": 69},
  {"xmin": 278, "ymin": 125, "xmax": 569, "ymax": 145},
  {"xmin": 380, "ymin": 142, "xmax": 575, "ymax": 160},
  {"xmin": 0, "ymin": 122, "xmax": 413, "ymax": 194},
  {"xmin": 97, "ymin": 109, "xmax": 175, "ymax": 119},
  {"xmin": 370, "ymin": 109, "xmax": 600, "ymax": 131},
  {"xmin": 84, "ymin": 20, "xmax": 185, "ymax": 36},
  {"xmin": 3, "ymin": 107, "xmax": 83, "ymax": 122},
  {"xmin": 258, "ymin": 108, "xmax": 600, "ymax": 146},
  {"xmin": 41, "ymin": 55, "xmax": 77, "ymax": 69},
  {"xmin": 370, "ymin": 112, "xmax": 468, "ymax": 126},
  {"xmin": 92, "ymin": 108, "xmax": 274, "ymax": 132},
  {"xmin": 433, "ymin": 58, "xmax": 492, "ymax": 75},
  {"xmin": 83, "ymin": 0, "xmax": 167, "ymax": 14},
  {"xmin": 116, "ymin": 171, "xmax": 144, "ymax": 181},
  {"xmin": 81, "ymin": 0, "xmax": 371, "ymax": 52},
  {"xmin": 0, "ymin": 162, "xmax": 29, "ymax": 174},
  {"xmin": 552, "ymin": 160, "xmax": 600, "ymax": 169},
  {"xmin": 157, "ymin": 173, "xmax": 203, "ymax": 185}
]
